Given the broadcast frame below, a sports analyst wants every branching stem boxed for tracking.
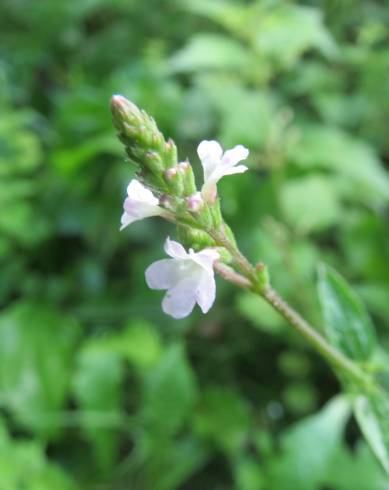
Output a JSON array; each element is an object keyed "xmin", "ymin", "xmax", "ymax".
[{"xmin": 212, "ymin": 227, "xmax": 373, "ymax": 390}]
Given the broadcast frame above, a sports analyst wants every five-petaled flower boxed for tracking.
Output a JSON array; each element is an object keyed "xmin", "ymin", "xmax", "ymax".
[
  {"xmin": 145, "ymin": 237, "xmax": 219, "ymax": 319},
  {"xmin": 197, "ymin": 140, "xmax": 249, "ymax": 201},
  {"xmin": 120, "ymin": 179, "xmax": 163, "ymax": 230}
]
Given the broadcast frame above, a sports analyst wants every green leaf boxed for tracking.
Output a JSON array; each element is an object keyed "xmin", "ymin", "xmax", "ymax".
[
  {"xmin": 169, "ymin": 34, "xmax": 254, "ymax": 73},
  {"xmin": 0, "ymin": 302, "xmax": 81, "ymax": 435},
  {"xmin": 325, "ymin": 441, "xmax": 389, "ymax": 490},
  {"xmin": 0, "ymin": 114, "xmax": 42, "ymax": 177},
  {"xmin": 0, "ymin": 198, "xmax": 50, "ymax": 246},
  {"xmin": 105, "ymin": 320, "xmax": 162, "ymax": 370},
  {"xmin": 141, "ymin": 343, "xmax": 197, "ymax": 436},
  {"xmin": 0, "ymin": 420, "xmax": 78, "ymax": 490},
  {"xmin": 73, "ymin": 343, "xmax": 124, "ymax": 472},
  {"xmin": 234, "ymin": 456, "xmax": 264, "ymax": 490},
  {"xmin": 255, "ymin": 5, "xmax": 338, "ymax": 66},
  {"xmin": 318, "ymin": 264, "xmax": 377, "ymax": 361},
  {"xmin": 180, "ymin": 0, "xmax": 249, "ymax": 36},
  {"xmin": 353, "ymin": 392, "xmax": 389, "ymax": 475},
  {"xmin": 52, "ymin": 134, "xmax": 119, "ymax": 175},
  {"xmin": 290, "ymin": 126, "xmax": 389, "ymax": 206},
  {"xmin": 194, "ymin": 79, "xmax": 276, "ymax": 148},
  {"xmin": 135, "ymin": 437, "xmax": 209, "ymax": 490},
  {"xmin": 269, "ymin": 396, "xmax": 350, "ymax": 490},
  {"xmin": 193, "ymin": 387, "xmax": 251, "ymax": 455},
  {"xmin": 281, "ymin": 176, "xmax": 341, "ymax": 233}
]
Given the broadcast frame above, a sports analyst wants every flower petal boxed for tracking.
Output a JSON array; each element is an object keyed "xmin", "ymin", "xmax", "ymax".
[
  {"xmin": 189, "ymin": 248, "xmax": 219, "ymax": 273},
  {"xmin": 120, "ymin": 210, "xmax": 134, "ymax": 230},
  {"xmin": 221, "ymin": 145, "xmax": 249, "ymax": 168},
  {"xmin": 120, "ymin": 179, "xmax": 162, "ymax": 230},
  {"xmin": 126, "ymin": 179, "xmax": 159, "ymax": 206},
  {"xmin": 162, "ymin": 276, "xmax": 199, "ymax": 319},
  {"xmin": 196, "ymin": 271, "xmax": 216, "ymax": 314},
  {"xmin": 197, "ymin": 140, "xmax": 223, "ymax": 162},
  {"xmin": 145, "ymin": 259, "xmax": 187, "ymax": 290},
  {"xmin": 120, "ymin": 198, "xmax": 162, "ymax": 229},
  {"xmin": 164, "ymin": 237, "xmax": 188, "ymax": 259},
  {"xmin": 201, "ymin": 164, "xmax": 248, "ymax": 195},
  {"xmin": 145, "ymin": 239, "xmax": 219, "ymax": 319},
  {"xmin": 197, "ymin": 140, "xmax": 223, "ymax": 182},
  {"xmin": 219, "ymin": 164, "xmax": 248, "ymax": 176}
]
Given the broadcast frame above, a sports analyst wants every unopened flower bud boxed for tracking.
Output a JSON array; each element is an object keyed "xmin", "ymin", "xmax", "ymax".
[
  {"xmin": 186, "ymin": 192, "xmax": 204, "ymax": 212},
  {"xmin": 178, "ymin": 160, "xmax": 190, "ymax": 172},
  {"xmin": 165, "ymin": 167, "xmax": 177, "ymax": 180},
  {"xmin": 178, "ymin": 227, "xmax": 215, "ymax": 250},
  {"xmin": 178, "ymin": 159, "xmax": 197, "ymax": 196},
  {"xmin": 159, "ymin": 194, "xmax": 176, "ymax": 211},
  {"xmin": 255, "ymin": 262, "xmax": 270, "ymax": 290},
  {"xmin": 164, "ymin": 166, "xmax": 184, "ymax": 196},
  {"xmin": 209, "ymin": 199, "xmax": 223, "ymax": 229},
  {"xmin": 164, "ymin": 139, "xmax": 178, "ymax": 168},
  {"xmin": 186, "ymin": 192, "xmax": 213, "ymax": 227},
  {"xmin": 111, "ymin": 95, "xmax": 143, "ymax": 128},
  {"xmin": 111, "ymin": 94, "xmax": 169, "ymax": 192},
  {"xmin": 145, "ymin": 150, "xmax": 164, "ymax": 173}
]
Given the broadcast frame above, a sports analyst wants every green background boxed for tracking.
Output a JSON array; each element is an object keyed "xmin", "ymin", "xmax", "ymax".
[{"xmin": 0, "ymin": 0, "xmax": 389, "ymax": 488}]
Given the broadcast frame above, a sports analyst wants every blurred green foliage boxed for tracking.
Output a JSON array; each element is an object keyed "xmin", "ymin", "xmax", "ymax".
[{"xmin": 0, "ymin": 0, "xmax": 389, "ymax": 488}]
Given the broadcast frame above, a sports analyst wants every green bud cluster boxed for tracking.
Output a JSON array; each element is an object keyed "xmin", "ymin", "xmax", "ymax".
[
  {"xmin": 111, "ymin": 95, "xmax": 202, "ymax": 205},
  {"xmin": 111, "ymin": 95, "xmax": 175, "ymax": 192},
  {"xmin": 111, "ymin": 95, "xmax": 234, "ymax": 256}
]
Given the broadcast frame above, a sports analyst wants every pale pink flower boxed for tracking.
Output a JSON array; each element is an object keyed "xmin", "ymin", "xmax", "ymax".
[
  {"xmin": 145, "ymin": 237, "xmax": 219, "ymax": 319},
  {"xmin": 197, "ymin": 140, "xmax": 249, "ymax": 200},
  {"xmin": 120, "ymin": 179, "xmax": 163, "ymax": 230}
]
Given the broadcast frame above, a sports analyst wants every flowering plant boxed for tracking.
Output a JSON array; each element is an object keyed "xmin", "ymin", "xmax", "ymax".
[{"xmin": 111, "ymin": 94, "xmax": 389, "ymax": 475}]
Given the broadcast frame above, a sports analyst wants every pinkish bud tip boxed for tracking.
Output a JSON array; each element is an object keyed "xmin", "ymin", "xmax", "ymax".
[
  {"xmin": 165, "ymin": 167, "xmax": 178, "ymax": 180},
  {"xmin": 159, "ymin": 195, "xmax": 174, "ymax": 210},
  {"xmin": 110, "ymin": 95, "xmax": 141, "ymax": 120},
  {"xmin": 178, "ymin": 161, "xmax": 190, "ymax": 173},
  {"xmin": 186, "ymin": 192, "xmax": 203, "ymax": 212},
  {"xmin": 111, "ymin": 94, "xmax": 128, "ymax": 110},
  {"xmin": 166, "ymin": 139, "xmax": 174, "ymax": 149}
]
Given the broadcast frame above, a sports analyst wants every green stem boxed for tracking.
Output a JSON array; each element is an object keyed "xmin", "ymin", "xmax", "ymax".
[
  {"xmin": 208, "ymin": 227, "xmax": 256, "ymax": 279},
  {"xmin": 211, "ymin": 229, "xmax": 372, "ymax": 390},
  {"xmin": 180, "ymin": 214, "xmax": 373, "ymax": 390},
  {"xmin": 261, "ymin": 285, "xmax": 371, "ymax": 388}
]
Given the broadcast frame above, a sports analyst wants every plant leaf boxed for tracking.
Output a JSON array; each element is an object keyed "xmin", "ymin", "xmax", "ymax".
[
  {"xmin": 73, "ymin": 344, "xmax": 124, "ymax": 472},
  {"xmin": 269, "ymin": 396, "xmax": 350, "ymax": 490},
  {"xmin": 0, "ymin": 301, "xmax": 81, "ymax": 435},
  {"xmin": 353, "ymin": 391, "xmax": 389, "ymax": 475},
  {"xmin": 140, "ymin": 343, "xmax": 197, "ymax": 436},
  {"xmin": 281, "ymin": 176, "xmax": 342, "ymax": 233},
  {"xmin": 169, "ymin": 34, "xmax": 254, "ymax": 73},
  {"xmin": 318, "ymin": 264, "xmax": 377, "ymax": 361}
]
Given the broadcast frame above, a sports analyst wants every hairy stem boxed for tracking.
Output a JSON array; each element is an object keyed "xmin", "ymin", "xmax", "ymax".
[
  {"xmin": 214, "ymin": 262, "xmax": 251, "ymax": 289},
  {"xmin": 208, "ymin": 228, "xmax": 256, "ymax": 279},
  {"xmin": 261, "ymin": 285, "xmax": 372, "ymax": 388},
  {"xmin": 213, "ymin": 229, "xmax": 373, "ymax": 389}
]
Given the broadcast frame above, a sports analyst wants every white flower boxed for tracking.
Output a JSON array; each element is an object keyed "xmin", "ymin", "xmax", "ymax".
[
  {"xmin": 145, "ymin": 237, "xmax": 219, "ymax": 319},
  {"xmin": 197, "ymin": 140, "xmax": 249, "ymax": 200},
  {"xmin": 120, "ymin": 179, "xmax": 163, "ymax": 230}
]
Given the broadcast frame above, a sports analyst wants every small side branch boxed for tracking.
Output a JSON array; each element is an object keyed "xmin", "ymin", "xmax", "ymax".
[{"xmin": 214, "ymin": 262, "xmax": 251, "ymax": 289}]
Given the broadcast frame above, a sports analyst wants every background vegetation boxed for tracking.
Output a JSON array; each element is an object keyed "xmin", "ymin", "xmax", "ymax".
[{"xmin": 0, "ymin": 0, "xmax": 389, "ymax": 488}]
